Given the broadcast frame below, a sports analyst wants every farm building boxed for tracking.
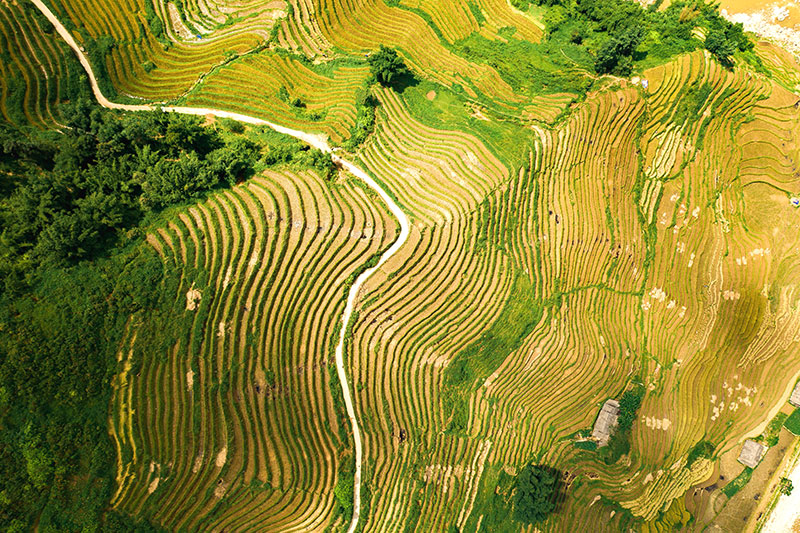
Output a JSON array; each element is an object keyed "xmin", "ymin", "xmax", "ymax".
[
  {"xmin": 592, "ymin": 399, "xmax": 620, "ymax": 447},
  {"xmin": 789, "ymin": 381, "xmax": 800, "ymax": 408},
  {"xmin": 737, "ymin": 440, "xmax": 766, "ymax": 469}
]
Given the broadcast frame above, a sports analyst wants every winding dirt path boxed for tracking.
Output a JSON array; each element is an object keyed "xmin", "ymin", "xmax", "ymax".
[{"xmin": 30, "ymin": 1, "xmax": 411, "ymax": 530}]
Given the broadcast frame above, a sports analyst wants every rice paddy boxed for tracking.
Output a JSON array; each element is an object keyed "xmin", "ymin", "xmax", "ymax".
[{"xmin": 7, "ymin": 0, "xmax": 800, "ymax": 530}]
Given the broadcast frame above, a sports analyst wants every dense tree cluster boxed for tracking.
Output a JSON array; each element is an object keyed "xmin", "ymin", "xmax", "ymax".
[
  {"xmin": 512, "ymin": 0, "xmax": 753, "ymax": 76},
  {"xmin": 368, "ymin": 45, "xmax": 411, "ymax": 88},
  {"xmin": 513, "ymin": 464, "xmax": 561, "ymax": 524},
  {"xmin": 0, "ymin": 100, "xmax": 258, "ymax": 287}
]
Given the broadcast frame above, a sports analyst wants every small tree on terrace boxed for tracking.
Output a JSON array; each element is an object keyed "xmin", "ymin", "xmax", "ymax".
[
  {"xmin": 368, "ymin": 45, "xmax": 411, "ymax": 87},
  {"xmin": 705, "ymin": 30, "xmax": 736, "ymax": 66},
  {"xmin": 513, "ymin": 463, "xmax": 561, "ymax": 524}
]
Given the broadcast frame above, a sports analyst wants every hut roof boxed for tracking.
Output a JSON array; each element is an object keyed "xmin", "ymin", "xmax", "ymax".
[
  {"xmin": 592, "ymin": 399, "xmax": 620, "ymax": 447},
  {"xmin": 737, "ymin": 439, "xmax": 766, "ymax": 469},
  {"xmin": 790, "ymin": 381, "xmax": 800, "ymax": 408}
]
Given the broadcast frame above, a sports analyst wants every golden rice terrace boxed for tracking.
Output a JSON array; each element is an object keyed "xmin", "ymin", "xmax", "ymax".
[{"xmin": 2, "ymin": 0, "xmax": 800, "ymax": 531}]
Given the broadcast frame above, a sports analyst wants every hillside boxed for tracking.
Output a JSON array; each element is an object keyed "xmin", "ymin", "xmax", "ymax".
[{"xmin": 2, "ymin": 0, "xmax": 800, "ymax": 531}]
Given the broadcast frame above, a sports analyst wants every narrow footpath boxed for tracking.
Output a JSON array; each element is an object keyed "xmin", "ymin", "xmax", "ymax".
[{"xmin": 29, "ymin": 1, "xmax": 411, "ymax": 531}]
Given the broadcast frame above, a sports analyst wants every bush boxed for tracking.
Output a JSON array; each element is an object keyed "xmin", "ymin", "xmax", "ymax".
[
  {"xmin": 368, "ymin": 45, "xmax": 411, "ymax": 88},
  {"xmin": 513, "ymin": 464, "xmax": 561, "ymax": 524},
  {"xmin": 598, "ymin": 385, "xmax": 644, "ymax": 464},
  {"xmin": 344, "ymin": 92, "xmax": 378, "ymax": 151}
]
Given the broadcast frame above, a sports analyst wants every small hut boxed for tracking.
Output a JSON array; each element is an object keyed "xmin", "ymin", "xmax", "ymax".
[
  {"xmin": 789, "ymin": 381, "xmax": 800, "ymax": 408},
  {"xmin": 592, "ymin": 399, "xmax": 620, "ymax": 447},
  {"xmin": 737, "ymin": 439, "xmax": 766, "ymax": 469}
]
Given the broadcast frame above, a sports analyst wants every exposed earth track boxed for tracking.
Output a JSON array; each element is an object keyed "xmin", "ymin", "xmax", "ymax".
[{"xmin": 29, "ymin": 1, "xmax": 411, "ymax": 530}]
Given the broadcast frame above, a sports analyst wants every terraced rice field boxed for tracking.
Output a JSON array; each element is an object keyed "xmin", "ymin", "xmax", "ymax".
[
  {"xmin": 110, "ymin": 169, "xmax": 397, "ymax": 530},
  {"xmin": 344, "ymin": 49, "xmax": 800, "ymax": 531},
  {"xmin": 14, "ymin": 0, "xmax": 800, "ymax": 530},
  {"xmin": 183, "ymin": 54, "xmax": 369, "ymax": 143},
  {"xmin": 0, "ymin": 1, "xmax": 83, "ymax": 127},
  {"xmin": 41, "ymin": 0, "xmax": 275, "ymax": 101}
]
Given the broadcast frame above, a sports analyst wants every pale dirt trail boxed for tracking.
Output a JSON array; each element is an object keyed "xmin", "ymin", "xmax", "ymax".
[{"xmin": 30, "ymin": 1, "xmax": 411, "ymax": 530}]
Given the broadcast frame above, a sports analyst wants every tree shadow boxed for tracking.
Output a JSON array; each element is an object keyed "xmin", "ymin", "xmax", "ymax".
[{"xmin": 386, "ymin": 72, "xmax": 420, "ymax": 94}]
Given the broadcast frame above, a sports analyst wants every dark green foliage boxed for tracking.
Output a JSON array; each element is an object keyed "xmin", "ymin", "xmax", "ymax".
[
  {"xmin": 0, "ymin": 245, "xmax": 172, "ymax": 530},
  {"xmin": 368, "ymin": 45, "xmax": 411, "ymax": 88},
  {"xmin": 513, "ymin": 464, "xmax": 561, "ymax": 524},
  {"xmin": 0, "ymin": 100, "xmax": 259, "ymax": 279},
  {"xmin": 345, "ymin": 92, "xmax": 378, "ymax": 151},
  {"xmin": 527, "ymin": 0, "xmax": 753, "ymax": 77},
  {"xmin": 0, "ymin": 101, "xmax": 325, "ymax": 530},
  {"xmin": 573, "ymin": 440, "xmax": 598, "ymax": 451},
  {"xmin": 705, "ymin": 30, "xmax": 735, "ymax": 65},
  {"xmin": 686, "ymin": 440, "xmax": 715, "ymax": 468},
  {"xmin": 263, "ymin": 140, "xmax": 337, "ymax": 180},
  {"xmin": 145, "ymin": 0, "xmax": 164, "ymax": 39},
  {"xmin": 780, "ymin": 477, "xmax": 794, "ymax": 496},
  {"xmin": 80, "ymin": 32, "xmax": 118, "ymax": 99},
  {"xmin": 617, "ymin": 386, "xmax": 644, "ymax": 432},
  {"xmin": 595, "ymin": 27, "xmax": 642, "ymax": 75},
  {"xmin": 333, "ymin": 452, "xmax": 355, "ymax": 522},
  {"xmin": 721, "ymin": 467, "xmax": 753, "ymax": 497}
]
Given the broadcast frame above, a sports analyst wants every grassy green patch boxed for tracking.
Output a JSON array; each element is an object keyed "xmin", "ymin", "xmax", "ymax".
[
  {"xmin": 455, "ymin": 32, "xmax": 594, "ymax": 96},
  {"xmin": 445, "ymin": 274, "xmax": 542, "ymax": 390},
  {"xmin": 784, "ymin": 408, "xmax": 800, "ymax": 436},
  {"xmin": 721, "ymin": 467, "xmax": 753, "ymax": 498},
  {"xmin": 758, "ymin": 412, "xmax": 789, "ymax": 447},
  {"xmin": 401, "ymin": 80, "xmax": 536, "ymax": 168}
]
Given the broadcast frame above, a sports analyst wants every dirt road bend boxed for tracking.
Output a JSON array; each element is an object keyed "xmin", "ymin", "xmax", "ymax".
[{"xmin": 30, "ymin": 1, "xmax": 411, "ymax": 531}]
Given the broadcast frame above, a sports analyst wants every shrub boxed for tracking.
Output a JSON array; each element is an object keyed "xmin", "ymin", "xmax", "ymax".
[
  {"xmin": 513, "ymin": 464, "xmax": 561, "ymax": 524},
  {"xmin": 368, "ymin": 45, "xmax": 411, "ymax": 88}
]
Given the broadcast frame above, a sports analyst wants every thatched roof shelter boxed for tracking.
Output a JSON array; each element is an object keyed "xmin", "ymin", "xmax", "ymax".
[{"xmin": 592, "ymin": 399, "xmax": 620, "ymax": 447}]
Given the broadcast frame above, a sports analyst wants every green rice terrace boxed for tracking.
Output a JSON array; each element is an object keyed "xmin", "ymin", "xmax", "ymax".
[{"xmin": 2, "ymin": 0, "xmax": 800, "ymax": 531}]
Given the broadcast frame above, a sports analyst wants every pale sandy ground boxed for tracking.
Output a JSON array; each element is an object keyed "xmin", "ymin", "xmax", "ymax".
[
  {"xmin": 762, "ymin": 453, "xmax": 800, "ymax": 533},
  {"xmin": 720, "ymin": 1, "xmax": 800, "ymax": 55}
]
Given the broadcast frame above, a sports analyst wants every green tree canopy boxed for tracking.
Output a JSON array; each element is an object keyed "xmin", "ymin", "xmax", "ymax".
[
  {"xmin": 514, "ymin": 464, "xmax": 561, "ymax": 524},
  {"xmin": 705, "ymin": 30, "xmax": 736, "ymax": 65},
  {"xmin": 367, "ymin": 45, "xmax": 411, "ymax": 87}
]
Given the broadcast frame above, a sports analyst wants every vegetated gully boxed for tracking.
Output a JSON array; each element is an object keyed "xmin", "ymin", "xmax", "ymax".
[{"xmin": 29, "ymin": 1, "xmax": 411, "ymax": 531}]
